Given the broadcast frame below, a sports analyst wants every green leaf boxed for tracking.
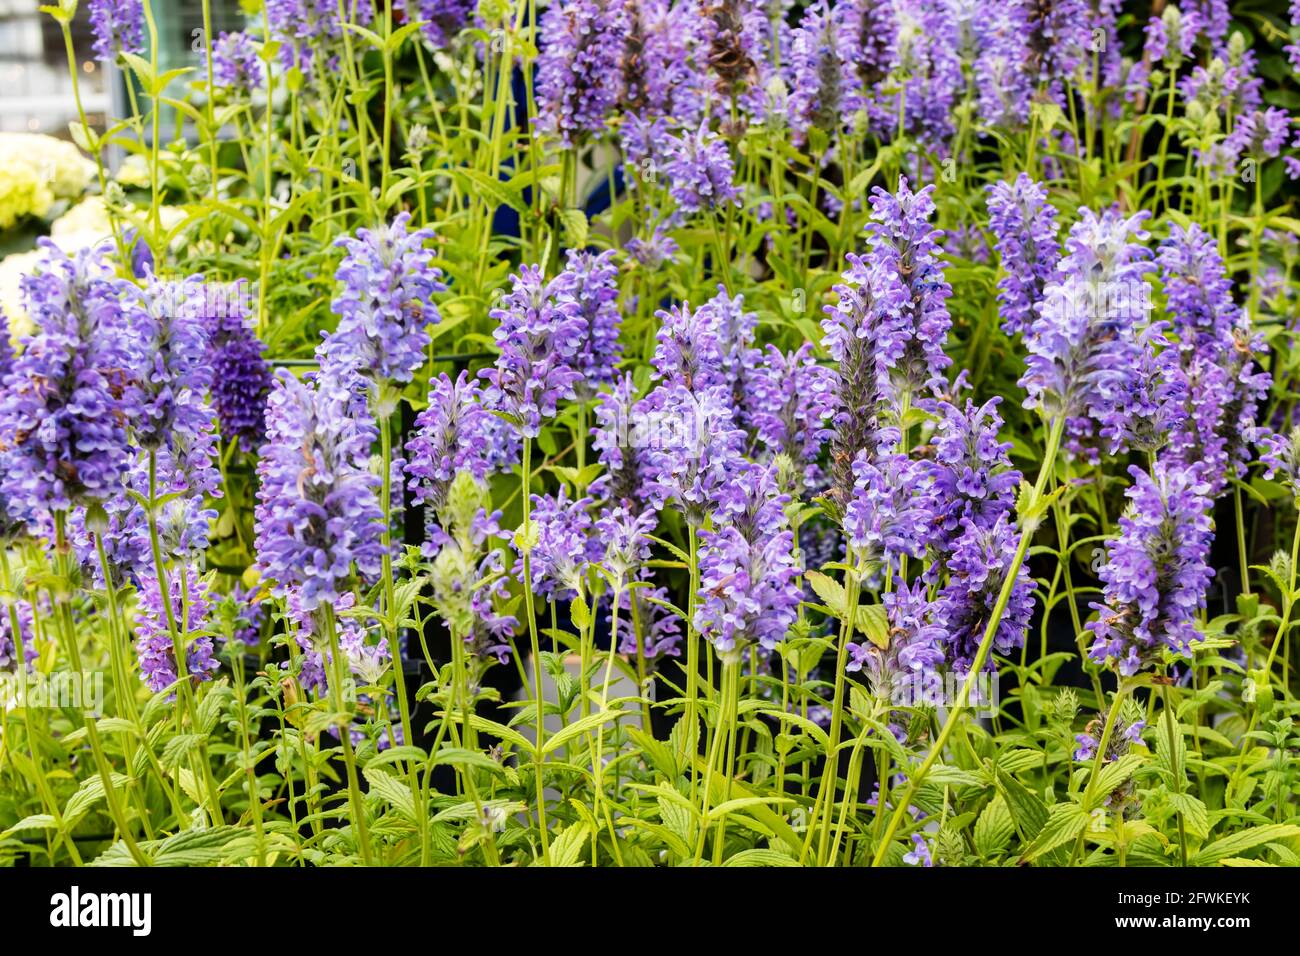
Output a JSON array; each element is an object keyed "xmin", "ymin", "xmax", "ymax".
[
  {"xmin": 1, "ymin": 814, "xmax": 57, "ymax": 839},
  {"xmin": 1190, "ymin": 825, "xmax": 1300, "ymax": 867},
  {"xmin": 1167, "ymin": 792, "xmax": 1210, "ymax": 841},
  {"xmin": 1018, "ymin": 802, "xmax": 1090, "ymax": 863},
  {"xmin": 547, "ymin": 822, "xmax": 591, "ymax": 867},
  {"xmin": 722, "ymin": 848, "xmax": 801, "ymax": 867},
  {"xmin": 543, "ymin": 710, "xmax": 623, "ymax": 755},
  {"xmin": 973, "ymin": 795, "xmax": 1014, "ymax": 859}
]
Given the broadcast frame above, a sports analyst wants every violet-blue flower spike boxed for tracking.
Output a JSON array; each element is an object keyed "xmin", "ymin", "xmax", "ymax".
[
  {"xmin": 1087, "ymin": 463, "xmax": 1214, "ymax": 677},
  {"xmin": 986, "ymin": 174, "xmax": 1061, "ymax": 336},
  {"xmin": 694, "ymin": 464, "xmax": 802, "ymax": 656}
]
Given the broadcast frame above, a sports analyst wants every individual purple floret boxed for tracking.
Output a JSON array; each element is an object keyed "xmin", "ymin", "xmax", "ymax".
[
  {"xmin": 201, "ymin": 282, "xmax": 272, "ymax": 452},
  {"xmin": 843, "ymin": 451, "xmax": 939, "ymax": 574},
  {"xmin": 88, "ymin": 0, "xmax": 144, "ymax": 61},
  {"xmin": 513, "ymin": 487, "xmax": 596, "ymax": 599},
  {"xmin": 986, "ymin": 175, "xmax": 1061, "ymax": 336},
  {"xmin": 662, "ymin": 122, "xmax": 742, "ymax": 217},
  {"xmin": 0, "ymin": 241, "xmax": 137, "ymax": 516},
  {"xmin": 846, "ymin": 580, "xmax": 945, "ymax": 705},
  {"xmin": 1019, "ymin": 207, "xmax": 1154, "ymax": 463},
  {"xmin": 936, "ymin": 514, "xmax": 1036, "ymax": 674},
  {"xmin": 556, "ymin": 249, "xmax": 623, "ymax": 398},
  {"xmin": 694, "ymin": 464, "xmax": 801, "ymax": 655},
  {"xmin": 135, "ymin": 566, "xmax": 219, "ymax": 694},
  {"xmin": 405, "ymin": 370, "xmax": 516, "ymax": 514},
  {"xmin": 213, "ymin": 31, "xmax": 263, "ymax": 91},
  {"xmin": 750, "ymin": 343, "xmax": 835, "ymax": 489},
  {"xmin": 1087, "ymin": 463, "xmax": 1214, "ymax": 676},
  {"xmin": 480, "ymin": 265, "xmax": 586, "ymax": 438},
  {"xmin": 323, "ymin": 212, "xmax": 445, "ymax": 386},
  {"xmin": 537, "ymin": 0, "xmax": 625, "ymax": 145},
  {"xmin": 254, "ymin": 367, "xmax": 385, "ymax": 612}
]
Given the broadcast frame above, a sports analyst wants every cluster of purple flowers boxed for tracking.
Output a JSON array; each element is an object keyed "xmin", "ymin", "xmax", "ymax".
[
  {"xmin": 0, "ymin": 242, "xmax": 137, "ymax": 517},
  {"xmin": 323, "ymin": 212, "xmax": 445, "ymax": 387},
  {"xmin": 1159, "ymin": 224, "xmax": 1271, "ymax": 494},
  {"xmin": 1087, "ymin": 463, "xmax": 1214, "ymax": 676},
  {"xmin": 213, "ymin": 31, "xmax": 263, "ymax": 92},
  {"xmin": 134, "ymin": 567, "xmax": 219, "ymax": 694},
  {"xmin": 694, "ymin": 465, "xmax": 802, "ymax": 655},
  {"xmin": 254, "ymin": 367, "xmax": 384, "ymax": 612},
  {"xmin": 536, "ymin": 0, "xmax": 626, "ymax": 145},
  {"xmin": 405, "ymin": 370, "xmax": 516, "ymax": 515},
  {"xmin": 986, "ymin": 175, "xmax": 1061, "ymax": 337},
  {"xmin": 480, "ymin": 265, "xmax": 585, "ymax": 438},
  {"xmin": 397, "ymin": 0, "xmax": 475, "ymax": 48},
  {"xmin": 88, "ymin": 0, "xmax": 144, "ymax": 61},
  {"xmin": 201, "ymin": 283, "xmax": 272, "ymax": 452}
]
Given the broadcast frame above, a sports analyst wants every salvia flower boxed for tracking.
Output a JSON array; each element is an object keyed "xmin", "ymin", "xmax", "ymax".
[
  {"xmin": 846, "ymin": 580, "xmax": 944, "ymax": 705},
  {"xmin": 750, "ymin": 343, "xmax": 835, "ymax": 489},
  {"xmin": 843, "ymin": 451, "xmax": 939, "ymax": 574},
  {"xmin": 936, "ymin": 514, "xmax": 1036, "ymax": 674},
  {"xmin": 213, "ymin": 31, "xmax": 263, "ymax": 91},
  {"xmin": 594, "ymin": 505, "xmax": 654, "ymax": 587},
  {"xmin": 618, "ymin": 0, "xmax": 705, "ymax": 122},
  {"xmin": 555, "ymin": 248, "xmax": 623, "ymax": 398},
  {"xmin": 537, "ymin": 0, "xmax": 625, "ymax": 145},
  {"xmin": 480, "ymin": 265, "xmax": 586, "ymax": 437},
  {"xmin": 694, "ymin": 465, "xmax": 802, "ymax": 655},
  {"xmin": 866, "ymin": 179, "xmax": 953, "ymax": 410},
  {"xmin": 135, "ymin": 567, "xmax": 219, "ymax": 694},
  {"xmin": 398, "ymin": 0, "xmax": 475, "ymax": 48},
  {"xmin": 405, "ymin": 370, "xmax": 516, "ymax": 515},
  {"xmin": 613, "ymin": 583, "xmax": 682, "ymax": 662},
  {"xmin": 986, "ymin": 174, "xmax": 1061, "ymax": 336},
  {"xmin": 1019, "ymin": 207, "xmax": 1154, "ymax": 462},
  {"xmin": 821, "ymin": 248, "xmax": 907, "ymax": 512},
  {"xmin": 254, "ymin": 367, "xmax": 385, "ymax": 612},
  {"xmin": 590, "ymin": 374, "xmax": 656, "ymax": 514},
  {"xmin": 514, "ymin": 487, "xmax": 597, "ymax": 599},
  {"xmin": 787, "ymin": 1, "xmax": 854, "ymax": 139},
  {"xmin": 640, "ymin": 381, "xmax": 747, "ymax": 526},
  {"xmin": 0, "ymin": 598, "xmax": 35, "ymax": 672},
  {"xmin": 929, "ymin": 397, "xmax": 1021, "ymax": 544},
  {"xmin": 1087, "ymin": 463, "xmax": 1214, "ymax": 676},
  {"xmin": 89, "ymin": 0, "xmax": 144, "ymax": 61},
  {"xmin": 323, "ymin": 212, "xmax": 445, "ymax": 386},
  {"xmin": 0, "ymin": 241, "xmax": 137, "ymax": 515},
  {"xmin": 662, "ymin": 122, "xmax": 741, "ymax": 217},
  {"xmin": 201, "ymin": 282, "xmax": 272, "ymax": 451}
]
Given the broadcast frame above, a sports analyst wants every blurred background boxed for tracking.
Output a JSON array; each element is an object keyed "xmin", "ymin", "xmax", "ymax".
[{"xmin": 0, "ymin": 0, "xmax": 246, "ymax": 136}]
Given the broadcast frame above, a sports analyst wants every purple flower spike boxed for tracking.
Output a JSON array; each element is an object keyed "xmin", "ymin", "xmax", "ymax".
[
  {"xmin": 135, "ymin": 566, "xmax": 219, "ymax": 695},
  {"xmin": 986, "ymin": 174, "xmax": 1061, "ymax": 336},
  {"xmin": 537, "ymin": 0, "xmax": 625, "ymax": 145},
  {"xmin": 201, "ymin": 282, "xmax": 272, "ymax": 452},
  {"xmin": 405, "ymin": 370, "xmax": 516, "ymax": 514},
  {"xmin": 480, "ymin": 264, "xmax": 586, "ymax": 438},
  {"xmin": 843, "ymin": 451, "xmax": 939, "ymax": 574},
  {"xmin": 694, "ymin": 464, "xmax": 802, "ymax": 655},
  {"xmin": 324, "ymin": 211, "xmax": 445, "ymax": 385},
  {"xmin": 0, "ymin": 241, "xmax": 138, "ymax": 516},
  {"xmin": 663, "ymin": 122, "xmax": 741, "ymax": 217},
  {"xmin": 398, "ymin": 0, "xmax": 474, "ymax": 48},
  {"xmin": 750, "ymin": 343, "xmax": 835, "ymax": 489},
  {"xmin": 555, "ymin": 248, "xmax": 623, "ymax": 398},
  {"xmin": 254, "ymin": 367, "xmax": 385, "ymax": 612},
  {"xmin": 1087, "ymin": 463, "xmax": 1213, "ymax": 676},
  {"xmin": 89, "ymin": 0, "xmax": 144, "ymax": 61},
  {"xmin": 514, "ymin": 487, "xmax": 596, "ymax": 599},
  {"xmin": 213, "ymin": 31, "xmax": 264, "ymax": 91}
]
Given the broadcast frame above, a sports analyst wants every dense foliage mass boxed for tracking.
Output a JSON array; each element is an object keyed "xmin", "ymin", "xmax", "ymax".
[{"xmin": 1, "ymin": 0, "xmax": 1299, "ymax": 867}]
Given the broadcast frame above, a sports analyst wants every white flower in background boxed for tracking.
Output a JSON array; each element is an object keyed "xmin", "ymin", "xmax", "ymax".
[{"xmin": 0, "ymin": 133, "xmax": 94, "ymax": 230}]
